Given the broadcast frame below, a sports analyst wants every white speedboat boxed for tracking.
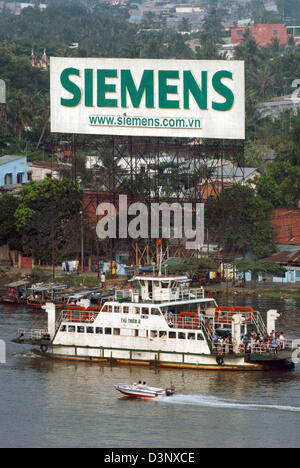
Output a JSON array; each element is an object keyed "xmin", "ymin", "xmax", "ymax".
[{"xmin": 114, "ymin": 383, "xmax": 175, "ymax": 399}]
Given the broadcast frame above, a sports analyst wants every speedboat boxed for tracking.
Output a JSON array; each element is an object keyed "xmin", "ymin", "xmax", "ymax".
[{"xmin": 114, "ymin": 384, "xmax": 175, "ymax": 399}]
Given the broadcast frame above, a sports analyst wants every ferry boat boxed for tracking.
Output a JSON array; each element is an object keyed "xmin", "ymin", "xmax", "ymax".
[{"xmin": 14, "ymin": 273, "xmax": 298, "ymax": 371}]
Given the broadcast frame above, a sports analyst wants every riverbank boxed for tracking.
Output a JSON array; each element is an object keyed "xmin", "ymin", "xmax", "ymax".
[
  {"xmin": 205, "ymin": 282, "xmax": 300, "ymax": 299},
  {"xmin": 1, "ymin": 267, "xmax": 300, "ymax": 299}
]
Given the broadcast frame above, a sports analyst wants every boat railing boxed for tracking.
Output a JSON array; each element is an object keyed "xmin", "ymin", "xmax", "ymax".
[
  {"xmin": 178, "ymin": 287, "xmax": 205, "ymax": 301},
  {"xmin": 60, "ymin": 309, "xmax": 99, "ymax": 324},
  {"xmin": 17, "ymin": 328, "xmax": 49, "ymax": 341},
  {"xmin": 115, "ymin": 289, "xmax": 139, "ymax": 302}
]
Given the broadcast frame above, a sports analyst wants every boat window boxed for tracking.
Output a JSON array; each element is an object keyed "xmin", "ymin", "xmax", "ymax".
[
  {"xmin": 197, "ymin": 333, "xmax": 204, "ymax": 341},
  {"xmin": 154, "ymin": 281, "xmax": 160, "ymax": 287},
  {"xmin": 68, "ymin": 326, "xmax": 75, "ymax": 333},
  {"xmin": 134, "ymin": 307, "xmax": 140, "ymax": 315},
  {"xmin": 105, "ymin": 328, "xmax": 112, "ymax": 335},
  {"xmin": 151, "ymin": 308, "xmax": 161, "ymax": 316},
  {"xmin": 107, "ymin": 305, "xmax": 113, "ymax": 313},
  {"xmin": 150, "ymin": 330, "xmax": 158, "ymax": 338},
  {"xmin": 159, "ymin": 331, "xmax": 167, "ymax": 339},
  {"xmin": 178, "ymin": 332, "xmax": 186, "ymax": 340},
  {"xmin": 113, "ymin": 328, "xmax": 120, "ymax": 336},
  {"xmin": 168, "ymin": 331, "xmax": 176, "ymax": 339},
  {"xmin": 134, "ymin": 329, "xmax": 139, "ymax": 336},
  {"xmin": 77, "ymin": 326, "xmax": 85, "ymax": 333},
  {"xmin": 123, "ymin": 306, "xmax": 129, "ymax": 314},
  {"xmin": 188, "ymin": 333, "xmax": 195, "ymax": 340},
  {"xmin": 114, "ymin": 306, "xmax": 120, "ymax": 313},
  {"xmin": 142, "ymin": 308, "xmax": 149, "ymax": 315},
  {"xmin": 86, "ymin": 327, "xmax": 94, "ymax": 334},
  {"xmin": 161, "ymin": 282, "xmax": 170, "ymax": 289},
  {"xmin": 60, "ymin": 325, "xmax": 67, "ymax": 332},
  {"xmin": 95, "ymin": 327, "xmax": 103, "ymax": 334}
]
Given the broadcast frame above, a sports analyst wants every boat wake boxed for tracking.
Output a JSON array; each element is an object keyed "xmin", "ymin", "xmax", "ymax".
[{"xmin": 160, "ymin": 394, "xmax": 300, "ymax": 412}]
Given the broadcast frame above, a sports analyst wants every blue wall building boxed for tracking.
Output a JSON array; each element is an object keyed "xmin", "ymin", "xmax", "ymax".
[{"xmin": 0, "ymin": 155, "xmax": 28, "ymax": 187}]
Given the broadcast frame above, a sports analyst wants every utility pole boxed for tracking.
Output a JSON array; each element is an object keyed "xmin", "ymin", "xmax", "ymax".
[
  {"xmin": 0, "ymin": 79, "xmax": 7, "ymax": 133},
  {"xmin": 80, "ymin": 210, "xmax": 84, "ymax": 274}
]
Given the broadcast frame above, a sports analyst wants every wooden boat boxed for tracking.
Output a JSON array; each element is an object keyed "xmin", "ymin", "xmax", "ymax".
[{"xmin": 1, "ymin": 281, "xmax": 30, "ymax": 304}]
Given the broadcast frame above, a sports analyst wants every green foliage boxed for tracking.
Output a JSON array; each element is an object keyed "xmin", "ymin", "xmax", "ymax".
[
  {"xmin": 14, "ymin": 178, "xmax": 83, "ymax": 263},
  {"xmin": 206, "ymin": 184, "xmax": 276, "ymax": 259},
  {"xmin": 256, "ymin": 160, "xmax": 300, "ymax": 207},
  {"xmin": 30, "ymin": 266, "xmax": 51, "ymax": 283},
  {"xmin": 167, "ymin": 257, "xmax": 217, "ymax": 280},
  {"xmin": 233, "ymin": 259, "xmax": 286, "ymax": 277},
  {"xmin": 0, "ymin": 193, "xmax": 22, "ymax": 249}
]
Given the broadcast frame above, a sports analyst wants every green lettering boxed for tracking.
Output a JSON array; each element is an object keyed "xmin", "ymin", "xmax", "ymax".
[
  {"xmin": 85, "ymin": 69, "xmax": 93, "ymax": 107},
  {"xmin": 212, "ymin": 70, "xmax": 234, "ymax": 111},
  {"xmin": 159, "ymin": 70, "xmax": 179, "ymax": 109},
  {"xmin": 97, "ymin": 69, "xmax": 118, "ymax": 107},
  {"xmin": 183, "ymin": 71, "xmax": 207, "ymax": 110},
  {"xmin": 60, "ymin": 68, "xmax": 81, "ymax": 107},
  {"xmin": 121, "ymin": 70, "xmax": 154, "ymax": 108}
]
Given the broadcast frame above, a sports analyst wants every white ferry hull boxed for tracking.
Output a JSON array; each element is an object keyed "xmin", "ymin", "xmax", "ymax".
[{"xmin": 33, "ymin": 344, "xmax": 279, "ymax": 371}]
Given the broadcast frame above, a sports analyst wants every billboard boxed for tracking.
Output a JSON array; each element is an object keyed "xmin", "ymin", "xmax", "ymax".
[{"xmin": 50, "ymin": 58, "xmax": 245, "ymax": 139}]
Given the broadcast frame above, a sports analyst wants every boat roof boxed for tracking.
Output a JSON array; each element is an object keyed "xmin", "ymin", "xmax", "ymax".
[
  {"xmin": 68, "ymin": 291, "xmax": 94, "ymax": 299},
  {"xmin": 6, "ymin": 280, "xmax": 30, "ymax": 288},
  {"xmin": 29, "ymin": 283, "xmax": 67, "ymax": 292},
  {"xmin": 106, "ymin": 297, "xmax": 215, "ymax": 307},
  {"xmin": 133, "ymin": 274, "xmax": 189, "ymax": 282}
]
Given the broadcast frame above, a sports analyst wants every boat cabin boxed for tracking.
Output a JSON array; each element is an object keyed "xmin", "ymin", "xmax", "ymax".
[
  {"xmin": 3, "ymin": 280, "xmax": 30, "ymax": 303},
  {"xmin": 27, "ymin": 284, "xmax": 68, "ymax": 307},
  {"xmin": 133, "ymin": 274, "xmax": 197, "ymax": 302}
]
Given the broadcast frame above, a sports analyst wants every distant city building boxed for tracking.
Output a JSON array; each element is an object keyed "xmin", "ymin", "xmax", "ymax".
[
  {"xmin": 0, "ymin": 2, "xmax": 47, "ymax": 15},
  {"xmin": 0, "ymin": 155, "xmax": 28, "ymax": 189},
  {"xmin": 27, "ymin": 161, "xmax": 71, "ymax": 182},
  {"xmin": 258, "ymin": 93, "xmax": 300, "ymax": 119},
  {"xmin": 231, "ymin": 23, "xmax": 300, "ymax": 47}
]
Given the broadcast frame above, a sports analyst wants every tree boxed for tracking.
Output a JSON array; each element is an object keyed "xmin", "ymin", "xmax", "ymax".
[
  {"xmin": 0, "ymin": 193, "xmax": 22, "ymax": 250},
  {"xmin": 205, "ymin": 184, "xmax": 276, "ymax": 259},
  {"xmin": 167, "ymin": 257, "xmax": 217, "ymax": 281},
  {"xmin": 14, "ymin": 178, "xmax": 83, "ymax": 263},
  {"xmin": 233, "ymin": 258, "xmax": 286, "ymax": 282},
  {"xmin": 256, "ymin": 158, "xmax": 300, "ymax": 207}
]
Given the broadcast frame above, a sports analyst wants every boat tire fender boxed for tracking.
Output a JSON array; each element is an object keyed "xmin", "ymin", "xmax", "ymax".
[
  {"xmin": 41, "ymin": 344, "xmax": 48, "ymax": 353},
  {"xmin": 216, "ymin": 355, "xmax": 224, "ymax": 366}
]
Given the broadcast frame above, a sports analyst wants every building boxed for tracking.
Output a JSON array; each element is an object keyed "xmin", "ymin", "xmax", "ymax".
[
  {"xmin": 0, "ymin": 2, "xmax": 47, "ymax": 15},
  {"xmin": 27, "ymin": 161, "xmax": 71, "ymax": 182},
  {"xmin": 231, "ymin": 23, "xmax": 300, "ymax": 47},
  {"xmin": 0, "ymin": 155, "xmax": 28, "ymax": 188},
  {"xmin": 258, "ymin": 93, "xmax": 300, "ymax": 119}
]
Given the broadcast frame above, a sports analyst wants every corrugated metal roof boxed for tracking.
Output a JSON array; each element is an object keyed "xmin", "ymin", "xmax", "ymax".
[
  {"xmin": 263, "ymin": 249, "xmax": 300, "ymax": 264},
  {"xmin": 0, "ymin": 155, "xmax": 25, "ymax": 166}
]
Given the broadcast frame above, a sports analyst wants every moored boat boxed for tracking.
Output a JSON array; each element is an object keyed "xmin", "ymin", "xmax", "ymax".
[
  {"xmin": 1, "ymin": 280, "xmax": 30, "ymax": 304},
  {"xmin": 13, "ymin": 273, "xmax": 299, "ymax": 371}
]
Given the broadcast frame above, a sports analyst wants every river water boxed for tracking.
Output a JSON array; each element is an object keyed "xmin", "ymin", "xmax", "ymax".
[{"xmin": 0, "ymin": 294, "xmax": 299, "ymax": 448}]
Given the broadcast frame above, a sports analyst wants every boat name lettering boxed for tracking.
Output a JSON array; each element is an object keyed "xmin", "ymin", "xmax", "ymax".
[{"xmin": 121, "ymin": 318, "xmax": 141, "ymax": 324}]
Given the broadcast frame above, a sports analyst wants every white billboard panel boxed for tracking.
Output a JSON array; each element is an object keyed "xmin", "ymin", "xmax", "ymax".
[{"xmin": 50, "ymin": 58, "xmax": 245, "ymax": 139}]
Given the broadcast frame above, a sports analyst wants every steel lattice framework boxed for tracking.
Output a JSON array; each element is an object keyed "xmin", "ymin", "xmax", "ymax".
[{"xmin": 74, "ymin": 135, "xmax": 245, "ymax": 265}]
